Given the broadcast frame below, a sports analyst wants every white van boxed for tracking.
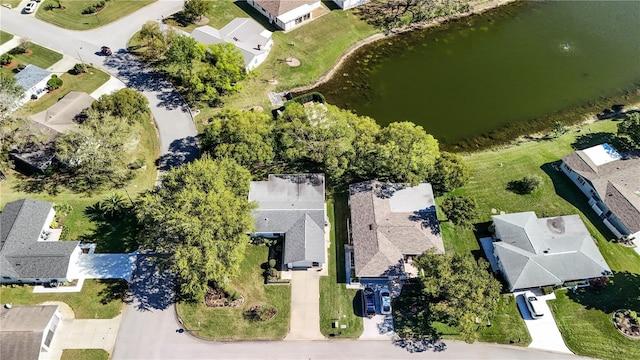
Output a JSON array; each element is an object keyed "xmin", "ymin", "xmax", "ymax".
[{"xmin": 524, "ymin": 291, "xmax": 544, "ymax": 319}]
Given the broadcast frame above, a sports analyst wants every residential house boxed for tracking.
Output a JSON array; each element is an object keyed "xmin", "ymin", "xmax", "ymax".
[
  {"xmin": 15, "ymin": 65, "xmax": 52, "ymax": 105},
  {"xmin": 191, "ymin": 18, "xmax": 274, "ymax": 71},
  {"xmin": 30, "ymin": 91, "xmax": 93, "ymax": 133},
  {"xmin": 347, "ymin": 180, "xmax": 444, "ymax": 284},
  {"xmin": 248, "ymin": 0, "xmax": 321, "ymax": 31},
  {"xmin": 1, "ymin": 199, "xmax": 81, "ymax": 285},
  {"xmin": 0, "ymin": 305, "xmax": 62, "ymax": 360},
  {"xmin": 332, "ymin": 0, "xmax": 367, "ymax": 10},
  {"xmin": 561, "ymin": 143, "xmax": 640, "ymax": 241},
  {"xmin": 488, "ymin": 211, "xmax": 611, "ymax": 292},
  {"xmin": 248, "ymin": 174, "xmax": 326, "ymax": 269}
]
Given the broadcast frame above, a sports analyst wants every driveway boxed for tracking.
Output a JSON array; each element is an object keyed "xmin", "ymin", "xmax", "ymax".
[
  {"xmin": 285, "ymin": 270, "xmax": 324, "ymax": 340},
  {"xmin": 71, "ymin": 252, "xmax": 137, "ymax": 281},
  {"xmin": 515, "ymin": 291, "xmax": 573, "ymax": 354}
]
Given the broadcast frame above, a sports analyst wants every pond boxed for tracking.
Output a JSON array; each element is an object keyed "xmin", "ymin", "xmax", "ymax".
[{"xmin": 307, "ymin": 1, "xmax": 640, "ymax": 151}]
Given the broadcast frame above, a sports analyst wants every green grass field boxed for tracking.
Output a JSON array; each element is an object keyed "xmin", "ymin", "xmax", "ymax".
[
  {"xmin": 0, "ymin": 30, "xmax": 13, "ymax": 45},
  {"xmin": 1, "ymin": 43, "xmax": 62, "ymax": 70},
  {"xmin": 176, "ymin": 245, "xmax": 291, "ymax": 340},
  {"xmin": 4, "ymin": 0, "xmax": 21, "ymax": 9},
  {"xmin": 0, "ymin": 280, "xmax": 126, "ymax": 319},
  {"xmin": 36, "ymin": 0, "xmax": 155, "ymax": 30},
  {"xmin": 61, "ymin": 349, "xmax": 109, "ymax": 360},
  {"xmin": 319, "ymin": 194, "xmax": 364, "ymax": 338}
]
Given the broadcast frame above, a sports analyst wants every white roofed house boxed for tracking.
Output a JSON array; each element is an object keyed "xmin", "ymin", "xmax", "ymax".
[
  {"xmin": 191, "ymin": 18, "xmax": 273, "ymax": 71},
  {"xmin": 248, "ymin": 174, "xmax": 326, "ymax": 270},
  {"xmin": 332, "ymin": 0, "xmax": 367, "ymax": 10},
  {"xmin": 487, "ymin": 212, "xmax": 611, "ymax": 292},
  {"xmin": 248, "ymin": 0, "xmax": 321, "ymax": 31},
  {"xmin": 14, "ymin": 65, "xmax": 53, "ymax": 106},
  {"xmin": 561, "ymin": 143, "xmax": 640, "ymax": 242}
]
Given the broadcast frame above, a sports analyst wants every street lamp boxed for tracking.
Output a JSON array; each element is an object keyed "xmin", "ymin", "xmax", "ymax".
[{"xmin": 76, "ymin": 43, "xmax": 87, "ymax": 72}]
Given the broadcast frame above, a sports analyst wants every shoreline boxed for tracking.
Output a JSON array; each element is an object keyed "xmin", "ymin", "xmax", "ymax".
[{"xmin": 290, "ymin": 0, "xmax": 519, "ymax": 94}]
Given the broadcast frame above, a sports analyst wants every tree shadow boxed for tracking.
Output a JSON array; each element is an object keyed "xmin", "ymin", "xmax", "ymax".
[
  {"xmin": 129, "ymin": 254, "xmax": 176, "ymax": 311},
  {"xmin": 98, "ymin": 279, "xmax": 133, "ymax": 305},
  {"xmin": 11, "ymin": 171, "xmax": 68, "ymax": 196},
  {"xmin": 566, "ymin": 271, "xmax": 640, "ymax": 314},
  {"xmin": 571, "ymin": 132, "xmax": 633, "ymax": 152},
  {"xmin": 392, "ymin": 282, "xmax": 439, "ymax": 340},
  {"xmin": 352, "ymin": 290, "xmax": 363, "ymax": 317},
  {"xmin": 540, "ymin": 161, "xmax": 616, "ymax": 240},
  {"xmin": 156, "ymin": 136, "xmax": 201, "ymax": 171},
  {"xmin": 81, "ymin": 204, "xmax": 141, "ymax": 254}
]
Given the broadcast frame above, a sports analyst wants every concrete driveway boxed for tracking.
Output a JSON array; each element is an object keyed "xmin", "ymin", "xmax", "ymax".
[
  {"xmin": 361, "ymin": 314, "xmax": 396, "ymax": 340},
  {"xmin": 71, "ymin": 252, "xmax": 137, "ymax": 282},
  {"xmin": 285, "ymin": 270, "xmax": 324, "ymax": 340},
  {"xmin": 515, "ymin": 291, "xmax": 573, "ymax": 354}
]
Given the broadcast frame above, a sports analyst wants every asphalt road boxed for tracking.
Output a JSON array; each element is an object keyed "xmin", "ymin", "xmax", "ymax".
[{"xmin": 0, "ymin": 0, "xmax": 198, "ymax": 165}]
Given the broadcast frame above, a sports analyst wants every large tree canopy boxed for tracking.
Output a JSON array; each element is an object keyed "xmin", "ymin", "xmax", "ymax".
[
  {"xmin": 414, "ymin": 250, "xmax": 501, "ymax": 343},
  {"xmin": 376, "ymin": 121, "xmax": 439, "ymax": 185},
  {"xmin": 430, "ymin": 151, "xmax": 470, "ymax": 196},
  {"xmin": 356, "ymin": 0, "xmax": 470, "ymax": 30},
  {"xmin": 91, "ymin": 88, "xmax": 150, "ymax": 124},
  {"xmin": 54, "ymin": 111, "xmax": 136, "ymax": 192},
  {"xmin": 200, "ymin": 108, "xmax": 275, "ymax": 169},
  {"xmin": 618, "ymin": 112, "xmax": 640, "ymax": 148},
  {"xmin": 136, "ymin": 157, "xmax": 255, "ymax": 300},
  {"xmin": 183, "ymin": 0, "xmax": 210, "ymax": 24}
]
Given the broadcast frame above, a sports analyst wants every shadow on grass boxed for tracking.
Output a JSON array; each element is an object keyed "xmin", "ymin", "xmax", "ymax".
[
  {"xmin": 332, "ymin": 190, "xmax": 350, "ymax": 284},
  {"xmin": 352, "ymin": 289, "xmax": 363, "ymax": 317},
  {"xmin": 392, "ymin": 282, "xmax": 439, "ymax": 340},
  {"xmin": 98, "ymin": 279, "xmax": 133, "ymax": 305},
  {"xmin": 81, "ymin": 204, "xmax": 141, "ymax": 254},
  {"xmin": 571, "ymin": 132, "xmax": 633, "ymax": 152},
  {"xmin": 566, "ymin": 271, "xmax": 640, "ymax": 313},
  {"xmin": 541, "ymin": 161, "xmax": 616, "ymax": 240}
]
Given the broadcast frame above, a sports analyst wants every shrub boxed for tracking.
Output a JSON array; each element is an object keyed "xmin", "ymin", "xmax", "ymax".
[
  {"xmin": 0, "ymin": 53, "xmax": 13, "ymax": 66},
  {"xmin": 128, "ymin": 158, "xmax": 145, "ymax": 170},
  {"xmin": 47, "ymin": 75, "xmax": 63, "ymax": 90},
  {"xmin": 268, "ymin": 259, "xmax": 276, "ymax": 268},
  {"xmin": 71, "ymin": 63, "xmax": 86, "ymax": 75},
  {"xmin": 244, "ymin": 305, "xmax": 277, "ymax": 322},
  {"xmin": 53, "ymin": 203, "xmax": 73, "ymax": 217},
  {"xmin": 441, "ymin": 196, "xmax": 477, "ymax": 227},
  {"xmin": 10, "ymin": 39, "xmax": 30, "ymax": 54},
  {"xmin": 542, "ymin": 286, "xmax": 554, "ymax": 295},
  {"xmin": 507, "ymin": 175, "xmax": 542, "ymax": 195}
]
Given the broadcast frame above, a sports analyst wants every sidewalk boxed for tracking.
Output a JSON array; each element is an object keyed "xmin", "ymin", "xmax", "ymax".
[{"xmin": 0, "ymin": 36, "xmax": 20, "ymax": 55}]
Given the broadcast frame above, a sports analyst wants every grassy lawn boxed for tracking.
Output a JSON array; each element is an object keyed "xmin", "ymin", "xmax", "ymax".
[
  {"xmin": 0, "ymin": 279, "xmax": 126, "ymax": 319},
  {"xmin": 1, "ymin": 43, "xmax": 62, "ymax": 70},
  {"xmin": 440, "ymin": 118, "xmax": 640, "ymax": 351},
  {"xmin": 477, "ymin": 294, "xmax": 531, "ymax": 345},
  {"xmin": 61, "ymin": 349, "xmax": 110, "ymax": 360},
  {"xmin": 319, "ymin": 193, "xmax": 364, "ymax": 338},
  {"xmin": 3, "ymin": 0, "xmax": 21, "ymax": 9},
  {"xmin": 176, "ymin": 245, "xmax": 291, "ymax": 340},
  {"xmin": 36, "ymin": 0, "xmax": 156, "ymax": 30},
  {"xmin": 0, "ymin": 30, "xmax": 13, "ymax": 45}
]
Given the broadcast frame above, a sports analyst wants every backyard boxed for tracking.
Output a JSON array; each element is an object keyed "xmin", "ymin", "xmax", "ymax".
[
  {"xmin": 0, "ymin": 279, "xmax": 126, "ymax": 319},
  {"xmin": 36, "ymin": 0, "xmax": 156, "ymax": 30},
  {"xmin": 176, "ymin": 245, "xmax": 291, "ymax": 340}
]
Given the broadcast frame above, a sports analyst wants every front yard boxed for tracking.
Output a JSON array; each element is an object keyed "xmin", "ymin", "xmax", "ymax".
[
  {"xmin": 0, "ymin": 43, "xmax": 62, "ymax": 71},
  {"xmin": 0, "ymin": 30, "xmax": 13, "ymax": 45},
  {"xmin": 61, "ymin": 349, "xmax": 109, "ymax": 360},
  {"xmin": 176, "ymin": 245, "xmax": 291, "ymax": 340},
  {"xmin": 0, "ymin": 279, "xmax": 126, "ymax": 319},
  {"xmin": 36, "ymin": 0, "xmax": 156, "ymax": 30}
]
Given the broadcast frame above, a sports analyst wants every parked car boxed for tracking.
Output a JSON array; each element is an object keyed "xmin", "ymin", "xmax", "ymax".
[
  {"xmin": 101, "ymin": 46, "xmax": 112, "ymax": 56},
  {"xmin": 23, "ymin": 1, "xmax": 37, "ymax": 13},
  {"xmin": 379, "ymin": 287, "xmax": 392, "ymax": 315},
  {"xmin": 362, "ymin": 287, "xmax": 376, "ymax": 318},
  {"xmin": 524, "ymin": 291, "xmax": 544, "ymax": 319}
]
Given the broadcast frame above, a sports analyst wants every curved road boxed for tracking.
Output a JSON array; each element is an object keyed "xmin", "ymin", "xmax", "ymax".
[{"xmin": 0, "ymin": 0, "xmax": 198, "ymax": 168}]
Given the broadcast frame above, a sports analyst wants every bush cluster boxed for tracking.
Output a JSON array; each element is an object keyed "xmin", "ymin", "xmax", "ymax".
[
  {"xmin": 82, "ymin": 1, "xmax": 106, "ymax": 15},
  {"xmin": 0, "ymin": 53, "xmax": 13, "ymax": 66},
  {"xmin": 507, "ymin": 175, "xmax": 541, "ymax": 195},
  {"xmin": 71, "ymin": 63, "xmax": 86, "ymax": 75},
  {"xmin": 47, "ymin": 75, "xmax": 63, "ymax": 90}
]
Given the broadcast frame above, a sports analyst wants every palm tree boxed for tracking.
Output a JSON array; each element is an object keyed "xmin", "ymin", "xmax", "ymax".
[{"xmin": 101, "ymin": 192, "xmax": 127, "ymax": 218}]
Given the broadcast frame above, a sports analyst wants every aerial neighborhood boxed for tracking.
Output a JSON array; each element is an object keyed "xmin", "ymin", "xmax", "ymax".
[{"xmin": 1, "ymin": 1, "xmax": 639, "ymax": 360}]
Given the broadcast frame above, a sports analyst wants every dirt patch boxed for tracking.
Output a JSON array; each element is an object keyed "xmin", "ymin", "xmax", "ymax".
[
  {"xmin": 194, "ymin": 16, "xmax": 209, "ymax": 26},
  {"xmin": 204, "ymin": 286, "xmax": 244, "ymax": 308}
]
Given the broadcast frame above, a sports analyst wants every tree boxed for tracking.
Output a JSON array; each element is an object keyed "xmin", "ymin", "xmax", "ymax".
[
  {"xmin": 414, "ymin": 250, "xmax": 502, "ymax": 343},
  {"xmin": 205, "ymin": 43, "xmax": 247, "ymax": 95},
  {"xmin": 376, "ymin": 121, "xmax": 439, "ymax": 185},
  {"xmin": 136, "ymin": 157, "xmax": 255, "ymax": 300},
  {"xmin": 618, "ymin": 112, "xmax": 640, "ymax": 148},
  {"xmin": 91, "ymin": 88, "xmax": 150, "ymax": 124},
  {"xmin": 183, "ymin": 0, "xmax": 210, "ymax": 24},
  {"xmin": 54, "ymin": 111, "xmax": 136, "ymax": 192},
  {"xmin": 430, "ymin": 151, "xmax": 470, "ymax": 196},
  {"xmin": 345, "ymin": 111, "xmax": 381, "ymax": 181},
  {"xmin": 164, "ymin": 35, "xmax": 206, "ymax": 82},
  {"xmin": 200, "ymin": 108, "xmax": 274, "ymax": 168},
  {"xmin": 46, "ymin": 75, "xmax": 63, "ymax": 90},
  {"xmin": 356, "ymin": 0, "xmax": 469, "ymax": 30},
  {"xmin": 507, "ymin": 175, "xmax": 541, "ymax": 195},
  {"xmin": 441, "ymin": 196, "xmax": 476, "ymax": 227},
  {"xmin": 276, "ymin": 103, "xmax": 356, "ymax": 181},
  {"xmin": 100, "ymin": 192, "xmax": 129, "ymax": 218}
]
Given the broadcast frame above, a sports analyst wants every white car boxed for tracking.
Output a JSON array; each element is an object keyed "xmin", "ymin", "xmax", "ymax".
[
  {"xmin": 524, "ymin": 291, "xmax": 544, "ymax": 319},
  {"xmin": 24, "ymin": 1, "xmax": 37, "ymax": 14}
]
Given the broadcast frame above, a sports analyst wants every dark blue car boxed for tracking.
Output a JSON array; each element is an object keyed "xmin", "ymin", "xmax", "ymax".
[{"xmin": 363, "ymin": 287, "xmax": 376, "ymax": 318}]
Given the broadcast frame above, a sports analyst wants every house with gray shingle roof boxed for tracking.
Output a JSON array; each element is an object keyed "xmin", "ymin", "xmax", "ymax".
[
  {"xmin": 561, "ymin": 143, "xmax": 640, "ymax": 241},
  {"xmin": 488, "ymin": 211, "xmax": 611, "ymax": 292},
  {"xmin": 248, "ymin": 0, "xmax": 321, "ymax": 31},
  {"xmin": 1, "ymin": 199, "xmax": 81, "ymax": 285},
  {"xmin": 14, "ymin": 65, "xmax": 52, "ymax": 106},
  {"xmin": 191, "ymin": 18, "xmax": 273, "ymax": 71},
  {"xmin": 347, "ymin": 180, "xmax": 444, "ymax": 284},
  {"xmin": 0, "ymin": 305, "xmax": 62, "ymax": 360},
  {"xmin": 249, "ymin": 174, "xmax": 326, "ymax": 269}
]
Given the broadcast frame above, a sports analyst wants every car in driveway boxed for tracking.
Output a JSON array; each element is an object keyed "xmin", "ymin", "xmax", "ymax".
[
  {"xmin": 362, "ymin": 287, "xmax": 376, "ymax": 318},
  {"xmin": 379, "ymin": 287, "xmax": 391, "ymax": 315},
  {"xmin": 524, "ymin": 291, "xmax": 544, "ymax": 319},
  {"xmin": 23, "ymin": 1, "xmax": 37, "ymax": 13}
]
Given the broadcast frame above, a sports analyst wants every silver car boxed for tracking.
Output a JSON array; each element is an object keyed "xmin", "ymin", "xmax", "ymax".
[
  {"xmin": 24, "ymin": 1, "xmax": 37, "ymax": 14},
  {"xmin": 379, "ymin": 287, "xmax": 392, "ymax": 315}
]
